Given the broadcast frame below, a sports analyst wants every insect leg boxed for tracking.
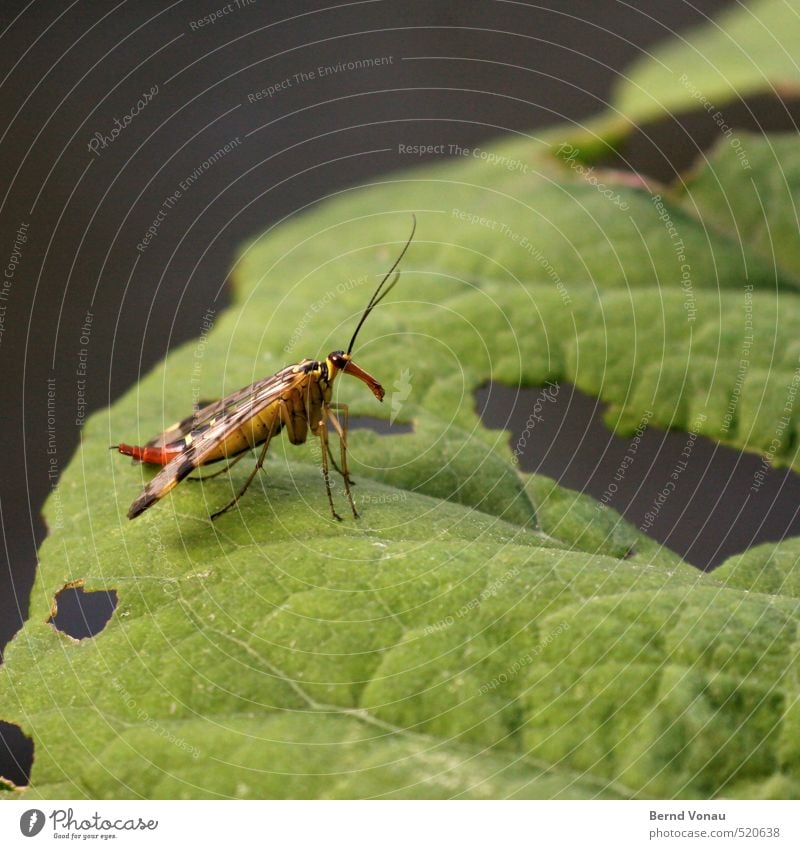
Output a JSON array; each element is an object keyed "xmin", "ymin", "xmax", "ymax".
[
  {"xmin": 325, "ymin": 444, "xmax": 345, "ymax": 479},
  {"xmin": 210, "ymin": 406, "xmax": 281, "ymax": 520},
  {"xmin": 188, "ymin": 452, "xmax": 247, "ymax": 481},
  {"xmin": 326, "ymin": 404, "xmax": 358, "ymax": 518},
  {"xmin": 318, "ymin": 414, "xmax": 343, "ymax": 522},
  {"xmin": 321, "ymin": 437, "xmax": 350, "ymax": 481},
  {"xmin": 328, "ymin": 403, "xmax": 355, "ymax": 485}
]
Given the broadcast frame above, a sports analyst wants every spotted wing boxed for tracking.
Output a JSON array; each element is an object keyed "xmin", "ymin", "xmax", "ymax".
[
  {"xmin": 127, "ymin": 366, "xmax": 301, "ymax": 519},
  {"xmin": 145, "ymin": 382, "xmax": 278, "ymax": 451}
]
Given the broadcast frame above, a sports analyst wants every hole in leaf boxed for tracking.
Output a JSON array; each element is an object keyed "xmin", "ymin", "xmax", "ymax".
[
  {"xmin": 572, "ymin": 93, "xmax": 800, "ymax": 184},
  {"xmin": 476, "ymin": 381, "xmax": 800, "ymax": 570},
  {"xmin": 0, "ymin": 721, "xmax": 33, "ymax": 788},
  {"xmin": 349, "ymin": 416, "xmax": 413, "ymax": 435},
  {"xmin": 48, "ymin": 584, "xmax": 118, "ymax": 639}
]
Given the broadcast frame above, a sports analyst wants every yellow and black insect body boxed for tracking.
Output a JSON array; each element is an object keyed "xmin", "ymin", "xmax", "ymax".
[{"xmin": 115, "ymin": 216, "xmax": 416, "ymax": 521}]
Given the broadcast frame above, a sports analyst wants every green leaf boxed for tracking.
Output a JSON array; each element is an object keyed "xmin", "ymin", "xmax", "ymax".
[
  {"xmin": 676, "ymin": 132, "xmax": 800, "ymax": 283},
  {"xmin": 222, "ymin": 130, "xmax": 800, "ymax": 467},
  {"xmin": 4, "ymin": 75, "xmax": 800, "ymax": 798},
  {"xmin": 5, "ymin": 448, "xmax": 799, "ymax": 798},
  {"xmin": 613, "ymin": 0, "xmax": 800, "ymax": 126}
]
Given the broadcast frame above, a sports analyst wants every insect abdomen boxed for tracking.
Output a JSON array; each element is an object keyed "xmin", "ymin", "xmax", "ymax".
[
  {"xmin": 210, "ymin": 400, "xmax": 285, "ymax": 460},
  {"xmin": 117, "ymin": 443, "xmax": 184, "ymax": 465}
]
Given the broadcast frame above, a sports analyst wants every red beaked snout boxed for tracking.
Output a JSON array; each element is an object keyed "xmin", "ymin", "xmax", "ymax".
[{"xmin": 342, "ymin": 358, "xmax": 385, "ymax": 401}]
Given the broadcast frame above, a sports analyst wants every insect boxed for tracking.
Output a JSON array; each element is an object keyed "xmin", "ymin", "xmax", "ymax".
[{"xmin": 114, "ymin": 215, "xmax": 415, "ymax": 521}]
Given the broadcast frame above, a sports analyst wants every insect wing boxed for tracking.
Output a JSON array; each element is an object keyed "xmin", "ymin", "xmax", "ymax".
[
  {"xmin": 143, "ymin": 383, "xmax": 271, "ymax": 450},
  {"xmin": 127, "ymin": 367, "xmax": 299, "ymax": 518},
  {"xmin": 144, "ymin": 398, "xmax": 227, "ymax": 449}
]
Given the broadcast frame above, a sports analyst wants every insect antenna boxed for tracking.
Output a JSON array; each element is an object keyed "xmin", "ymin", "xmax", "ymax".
[{"xmin": 346, "ymin": 214, "xmax": 416, "ymax": 355}]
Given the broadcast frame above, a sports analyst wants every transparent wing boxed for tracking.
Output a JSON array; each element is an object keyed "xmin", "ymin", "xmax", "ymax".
[
  {"xmin": 145, "ymin": 370, "xmax": 294, "ymax": 449},
  {"xmin": 127, "ymin": 366, "xmax": 302, "ymax": 518}
]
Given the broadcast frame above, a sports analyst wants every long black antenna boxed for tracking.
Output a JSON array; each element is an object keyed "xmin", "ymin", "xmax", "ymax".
[{"xmin": 346, "ymin": 214, "xmax": 416, "ymax": 355}]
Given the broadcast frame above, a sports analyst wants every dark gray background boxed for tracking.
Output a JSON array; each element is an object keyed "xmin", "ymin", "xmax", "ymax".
[{"xmin": 4, "ymin": 0, "xmax": 799, "ymax": 785}]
